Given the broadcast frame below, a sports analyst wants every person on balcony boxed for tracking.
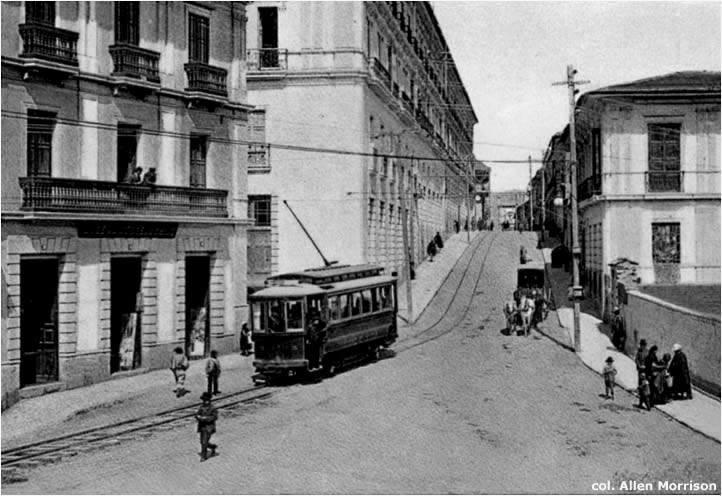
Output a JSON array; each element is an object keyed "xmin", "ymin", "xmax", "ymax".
[
  {"xmin": 129, "ymin": 167, "xmax": 143, "ymax": 184},
  {"xmin": 142, "ymin": 168, "xmax": 157, "ymax": 185}
]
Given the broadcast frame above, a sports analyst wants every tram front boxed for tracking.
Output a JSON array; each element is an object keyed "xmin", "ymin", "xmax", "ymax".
[{"xmin": 249, "ymin": 285, "xmax": 324, "ymax": 379}]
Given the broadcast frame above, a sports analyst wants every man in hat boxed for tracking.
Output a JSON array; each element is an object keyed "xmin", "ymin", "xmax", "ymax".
[
  {"xmin": 195, "ymin": 392, "xmax": 218, "ymax": 461},
  {"xmin": 668, "ymin": 343, "xmax": 693, "ymax": 400},
  {"xmin": 603, "ymin": 356, "xmax": 617, "ymax": 399},
  {"xmin": 634, "ymin": 339, "xmax": 648, "ymax": 375},
  {"xmin": 170, "ymin": 347, "xmax": 189, "ymax": 397}
]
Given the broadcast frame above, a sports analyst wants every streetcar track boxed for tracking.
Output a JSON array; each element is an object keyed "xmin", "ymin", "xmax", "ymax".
[
  {"xmin": 394, "ymin": 231, "xmax": 499, "ymax": 352},
  {"xmin": 2, "ymin": 386, "xmax": 271, "ymax": 471}
]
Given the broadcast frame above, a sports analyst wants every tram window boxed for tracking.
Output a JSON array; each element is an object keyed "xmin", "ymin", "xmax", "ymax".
[
  {"xmin": 351, "ymin": 292, "xmax": 362, "ymax": 316},
  {"xmin": 380, "ymin": 285, "xmax": 393, "ymax": 309},
  {"xmin": 286, "ymin": 300, "xmax": 304, "ymax": 332},
  {"xmin": 307, "ymin": 295, "xmax": 324, "ymax": 320},
  {"xmin": 268, "ymin": 300, "xmax": 285, "ymax": 332},
  {"xmin": 329, "ymin": 296, "xmax": 340, "ymax": 320},
  {"xmin": 361, "ymin": 289, "xmax": 372, "ymax": 313},
  {"xmin": 371, "ymin": 287, "xmax": 380, "ymax": 311},
  {"xmin": 251, "ymin": 303, "xmax": 264, "ymax": 333},
  {"xmin": 339, "ymin": 294, "xmax": 350, "ymax": 318}
]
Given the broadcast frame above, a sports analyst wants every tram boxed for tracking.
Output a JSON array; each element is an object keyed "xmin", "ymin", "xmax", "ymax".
[{"xmin": 249, "ymin": 264, "xmax": 398, "ymax": 382}]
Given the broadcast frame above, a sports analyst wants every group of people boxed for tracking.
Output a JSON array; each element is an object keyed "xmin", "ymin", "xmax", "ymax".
[
  {"xmin": 426, "ymin": 231, "xmax": 444, "ymax": 262},
  {"xmin": 635, "ymin": 339, "xmax": 693, "ymax": 410},
  {"xmin": 126, "ymin": 166, "xmax": 157, "ymax": 185}
]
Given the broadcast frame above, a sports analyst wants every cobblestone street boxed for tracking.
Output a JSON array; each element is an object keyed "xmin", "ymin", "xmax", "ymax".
[{"xmin": 4, "ymin": 232, "xmax": 719, "ymax": 494}]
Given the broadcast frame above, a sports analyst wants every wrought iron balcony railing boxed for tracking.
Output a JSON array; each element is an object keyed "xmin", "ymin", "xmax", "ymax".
[
  {"xmin": 248, "ymin": 144, "xmax": 270, "ymax": 172},
  {"xmin": 415, "ymin": 108, "xmax": 433, "ymax": 135},
  {"xmin": 578, "ymin": 175, "xmax": 602, "ymax": 202},
  {"xmin": 109, "ymin": 44, "xmax": 160, "ymax": 82},
  {"xmin": 184, "ymin": 62, "xmax": 227, "ymax": 97},
  {"xmin": 246, "ymin": 48, "xmax": 288, "ymax": 71},
  {"xmin": 646, "ymin": 171, "xmax": 683, "ymax": 193},
  {"xmin": 19, "ymin": 23, "xmax": 78, "ymax": 66},
  {"xmin": 19, "ymin": 176, "xmax": 228, "ymax": 217},
  {"xmin": 371, "ymin": 57, "xmax": 391, "ymax": 89}
]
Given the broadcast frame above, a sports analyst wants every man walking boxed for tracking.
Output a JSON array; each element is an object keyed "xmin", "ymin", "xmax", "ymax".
[
  {"xmin": 205, "ymin": 350, "xmax": 221, "ymax": 395},
  {"xmin": 170, "ymin": 347, "xmax": 189, "ymax": 398},
  {"xmin": 635, "ymin": 339, "xmax": 648, "ymax": 375},
  {"xmin": 195, "ymin": 392, "xmax": 218, "ymax": 461}
]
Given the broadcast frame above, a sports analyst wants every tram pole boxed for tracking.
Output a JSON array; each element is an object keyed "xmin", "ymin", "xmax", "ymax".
[{"xmin": 399, "ymin": 150, "xmax": 413, "ymax": 324}]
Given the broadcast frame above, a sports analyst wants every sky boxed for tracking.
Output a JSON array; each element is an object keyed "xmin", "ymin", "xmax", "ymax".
[{"xmin": 432, "ymin": 1, "xmax": 721, "ymax": 192}]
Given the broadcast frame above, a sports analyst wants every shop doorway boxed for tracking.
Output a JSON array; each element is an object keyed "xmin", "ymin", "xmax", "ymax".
[
  {"xmin": 110, "ymin": 257, "xmax": 143, "ymax": 373},
  {"xmin": 20, "ymin": 258, "xmax": 59, "ymax": 387},
  {"xmin": 185, "ymin": 255, "xmax": 210, "ymax": 358}
]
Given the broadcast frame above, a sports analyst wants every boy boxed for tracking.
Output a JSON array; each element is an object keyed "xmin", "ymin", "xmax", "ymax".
[
  {"xmin": 638, "ymin": 373, "xmax": 651, "ymax": 411},
  {"xmin": 603, "ymin": 356, "xmax": 617, "ymax": 399},
  {"xmin": 170, "ymin": 347, "xmax": 189, "ymax": 398},
  {"xmin": 195, "ymin": 392, "xmax": 218, "ymax": 461},
  {"xmin": 206, "ymin": 350, "xmax": 221, "ymax": 395}
]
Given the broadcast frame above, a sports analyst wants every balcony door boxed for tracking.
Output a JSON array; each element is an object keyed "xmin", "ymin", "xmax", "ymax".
[
  {"xmin": 115, "ymin": 1, "xmax": 139, "ymax": 45},
  {"xmin": 117, "ymin": 124, "xmax": 139, "ymax": 183},
  {"xmin": 26, "ymin": 1, "xmax": 55, "ymax": 25},
  {"xmin": 258, "ymin": 7, "xmax": 278, "ymax": 68},
  {"xmin": 190, "ymin": 135, "xmax": 207, "ymax": 188},
  {"xmin": 188, "ymin": 13, "xmax": 209, "ymax": 64},
  {"xmin": 648, "ymin": 123, "xmax": 681, "ymax": 192},
  {"xmin": 27, "ymin": 110, "xmax": 55, "ymax": 177},
  {"xmin": 20, "ymin": 258, "xmax": 59, "ymax": 387}
]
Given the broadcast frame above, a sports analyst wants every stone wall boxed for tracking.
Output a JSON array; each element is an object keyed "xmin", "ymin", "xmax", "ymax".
[{"xmin": 623, "ymin": 290, "xmax": 720, "ymax": 397}]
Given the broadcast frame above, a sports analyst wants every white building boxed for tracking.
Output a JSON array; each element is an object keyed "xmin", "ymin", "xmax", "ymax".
[
  {"xmin": 574, "ymin": 71, "xmax": 720, "ymax": 316},
  {"xmin": 243, "ymin": 1, "xmax": 478, "ymax": 288}
]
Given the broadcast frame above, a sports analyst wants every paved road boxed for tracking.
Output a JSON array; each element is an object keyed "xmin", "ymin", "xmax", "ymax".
[{"xmin": 5, "ymin": 232, "xmax": 720, "ymax": 494}]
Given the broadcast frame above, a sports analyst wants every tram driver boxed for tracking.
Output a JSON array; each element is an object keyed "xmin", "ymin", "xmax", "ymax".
[{"xmin": 306, "ymin": 308, "xmax": 327, "ymax": 371}]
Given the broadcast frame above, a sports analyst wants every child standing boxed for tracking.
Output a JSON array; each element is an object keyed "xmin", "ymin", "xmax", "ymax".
[
  {"xmin": 603, "ymin": 356, "xmax": 617, "ymax": 399},
  {"xmin": 170, "ymin": 347, "xmax": 189, "ymax": 398},
  {"xmin": 205, "ymin": 350, "xmax": 221, "ymax": 396},
  {"xmin": 195, "ymin": 392, "xmax": 218, "ymax": 462},
  {"xmin": 638, "ymin": 373, "xmax": 651, "ymax": 410}
]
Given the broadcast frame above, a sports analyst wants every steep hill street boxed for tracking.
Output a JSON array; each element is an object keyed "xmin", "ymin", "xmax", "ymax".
[{"xmin": 4, "ymin": 232, "xmax": 720, "ymax": 494}]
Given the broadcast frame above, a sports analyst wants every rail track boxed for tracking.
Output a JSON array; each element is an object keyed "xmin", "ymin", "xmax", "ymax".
[
  {"xmin": 394, "ymin": 231, "xmax": 499, "ymax": 352},
  {"xmin": 2, "ymin": 386, "xmax": 271, "ymax": 476}
]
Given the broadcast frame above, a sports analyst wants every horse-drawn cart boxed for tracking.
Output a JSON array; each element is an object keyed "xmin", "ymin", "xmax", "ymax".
[{"xmin": 504, "ymin": 262, "xmax": 549, "ymax": 336}]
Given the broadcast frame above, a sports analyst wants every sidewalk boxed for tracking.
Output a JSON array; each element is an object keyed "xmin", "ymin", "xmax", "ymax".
[
  {"xmin": 2, "ymin": 231, "xmax": 479, "ymax": 448},
  {"xmin": 397, "ymin": 230, "xmax": 480, "ymax": 325},
  {"xmin": 540, "ymin": 238, "xmax": 721, "ymax": 443}
]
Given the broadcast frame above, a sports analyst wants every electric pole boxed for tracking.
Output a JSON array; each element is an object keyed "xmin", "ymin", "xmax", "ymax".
[
  {"xmin": 399, "ymin": 150, "xmax": 413, "ymax": 324},
  {"xmin": 554, "ymin": 64, "xmax": 589, "ymax": 352},
  {"xmin": 528, "ymin": 155, "xmax": 533, "ymax": 231}
]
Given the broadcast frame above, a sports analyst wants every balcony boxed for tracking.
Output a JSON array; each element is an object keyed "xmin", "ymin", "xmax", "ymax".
[
  {"xmin": 371, "ymin": 58, "xmax": 391, "ymax": 89},
  {"xmin": 19, "ymin": 177, "xmax": 228, "ymax": 218},
  {"xmin": 184, "ymin": 62, "xmax": 227, "ymax": 98},
  {"xmin": 248, "ymin": 144, "xmax": 270, "ymax": 173},
  {"xmin": 578, "ymin": 175, "xmax": 602, "ymax": 202},
  {"xmin": 109, "ymin": 44, "xmax": 160, "ymax": 83},
  {"xmin": 18, "ymin": 23, "xmax": 78, "ymax": 68},
  {"xmin": 646, "ymin": 171, "xmax": 683, "ymax": 193},
  {"xmin": 246, "ymin": 48, "xmax": 288, "ymax": 71},
  {"xmin": 415, "ymin": 108, "xmax": 433, "ymax": 135}
]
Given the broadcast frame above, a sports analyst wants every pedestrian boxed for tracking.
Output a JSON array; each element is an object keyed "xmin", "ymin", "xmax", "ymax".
[
  {"xmin": 240, "ymin": 322, "xmax": 252, "ymax": 356},
  {"xmin": 490, "ymin": 221, "xmax": 494, "ymax": 231},
  {"xmin": 195, "ymin": 392, "xmax": 218, "ymax": 462},
  {"xmin": 668, "ymin": 343, "xmax": 693, "ymax": 400},
  {"xmin": 603, "ymin": 356, "xmax": 617, "ymax": 399},
  {"xmin": 170, "ymin": 346, "xmax": 189, "ymax": 397},
  {"xmin": 645, "ymin": 345, "xmax": 665, "ymax": 405},
  {"xmin": 426, "ymin": 239, "xmax": 437, "ymax": 262},
  {"xmin": 454, "ymin": 220, "xmax": 460, "ymax": 233},
  {"xmin": 205, "ymin": 350, "xmax": 221, "ymax": 395},
  {"xmin": 611, "ymin": 307, "xmax": 626, "ymax": 352},
  {"xmin": 634, "ymin": 339, "xmax": 648, "ymax": 375},
  {"xmin": 434, "ymin": 231, "xmax": 444, "ymax": 250},
  {"xmin": 638, "ymin": 373, "xmax": 652, "ymax": 410}
]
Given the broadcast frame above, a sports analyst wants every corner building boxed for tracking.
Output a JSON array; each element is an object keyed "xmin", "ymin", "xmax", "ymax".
[
  {"xmin": 244, "ymin": 1, "xmax": 478, "ymax": 288},
  {"xmin": 1, "ymin": 1, "xmax": 251, "ymax": 408}
]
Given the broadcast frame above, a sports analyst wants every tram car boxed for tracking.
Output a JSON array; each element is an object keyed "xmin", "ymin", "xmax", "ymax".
[{"xmin": 249, "ymin": 264, "xmax": 398, "ymax": 382}]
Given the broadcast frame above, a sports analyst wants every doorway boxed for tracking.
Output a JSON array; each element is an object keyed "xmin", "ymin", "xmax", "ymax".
[
  {"xmin": 20, "ymin": 258, "xmax": 59, "ymax": 387},
  {"xmin": 259, "ymin": 7, "xmax": 278, "ymax": 68},
  {"xmin": 110, "ymin": 257, "xmax": 143, "ymax": 373},
  {"xmin": 185, "ymin": 255, "xmax": 211, "ymax": 358}
]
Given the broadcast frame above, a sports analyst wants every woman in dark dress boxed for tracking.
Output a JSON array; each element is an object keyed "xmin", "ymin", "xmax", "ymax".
[{"xmin": 668, "ymin": 343, "xmax": 693, "ymax": 400}]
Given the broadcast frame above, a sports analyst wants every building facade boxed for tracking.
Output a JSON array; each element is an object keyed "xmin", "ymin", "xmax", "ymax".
[
  {"xmin": 539, "ymin": 71, "xmax": 720, "ymax": 318},
  {"xmin": 1, "ymin": 1, "xmax": 251, "ymax": 408},
  {"xmin": 488, "ymin": 190, "xmax": 526, "ymax": 229},
  {"xmin": 243, "ymin": 1, "xmax": 478, "ymax": 288}
]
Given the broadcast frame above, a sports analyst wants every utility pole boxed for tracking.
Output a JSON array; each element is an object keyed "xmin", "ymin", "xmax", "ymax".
[
  {"xmin": 554, "ymin": 64, "xmax": 589, "ymax": 352},
  {"xmin": 399, "ymin": 149, "xmax": 413, "ymax": 324},
  {"xmin": 528, "ymin": 155, "xmax": 533, "ymax": 232},
  {"xmin": 541, "ymin": 163, "xmax": 546, "ymax": 243}
]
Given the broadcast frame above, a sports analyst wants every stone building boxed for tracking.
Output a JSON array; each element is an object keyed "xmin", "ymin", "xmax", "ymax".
[
  {"xmin": 1, "ymin": 1, "xmax": 251, "ymax": 408},
  {"xmin": 539, "ymin": 71, "xmax": 720, "ymax": 318},
  {"xmin": 242, "ymin": 1, "xmax": 478, "ymax": 288}
]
